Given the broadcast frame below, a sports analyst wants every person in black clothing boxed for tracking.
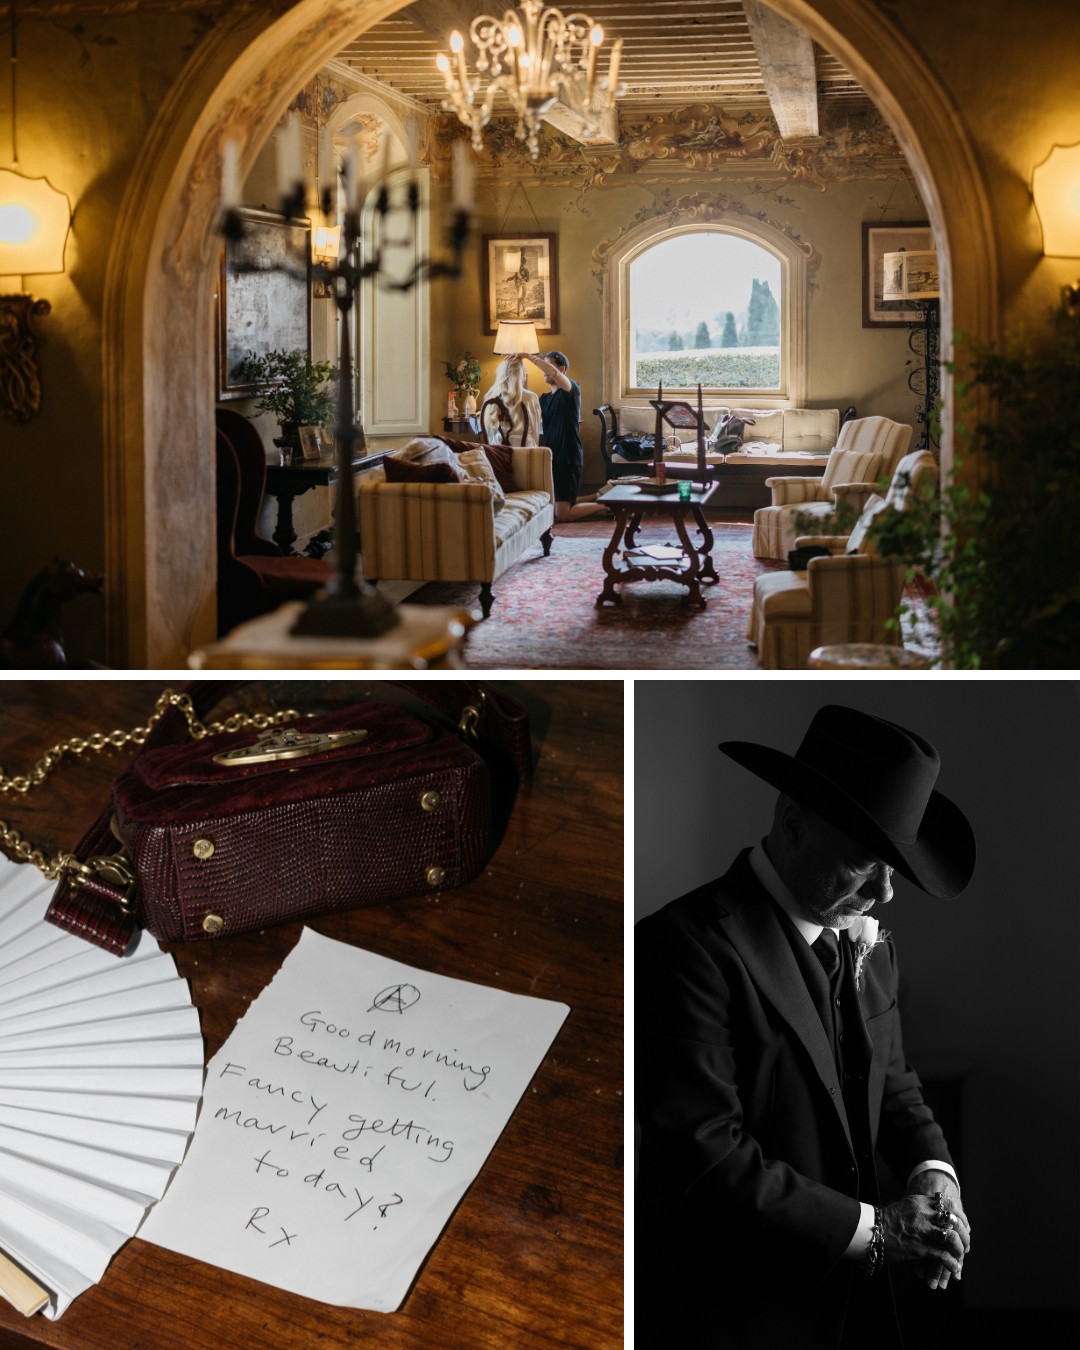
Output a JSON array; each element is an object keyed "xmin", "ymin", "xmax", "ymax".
[{"xmin": 525, "ymin": 351, "xmax": 608, "ymax": 521}]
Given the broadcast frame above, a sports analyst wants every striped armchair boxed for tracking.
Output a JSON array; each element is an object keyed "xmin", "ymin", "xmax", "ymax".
[
  {"xmin": 358, "ymin": 445, "xmax": 555, "ymax": 618},
  {"xmin": 751, "ymin": 416, "xmax": 913, "ymax": 560},
  {"xmin": 747, "ymin": 450, "xmax": 938, "ymax": 669}
]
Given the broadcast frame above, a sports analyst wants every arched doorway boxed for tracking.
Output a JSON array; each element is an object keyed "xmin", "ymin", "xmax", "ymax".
[{"xmin": 104, "ymin": 0, "xmax": 998, "ymax": 667}]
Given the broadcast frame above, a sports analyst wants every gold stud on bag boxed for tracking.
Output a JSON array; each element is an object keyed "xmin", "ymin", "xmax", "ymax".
[{"xmin": 0, "ymin": 683, "xmax": 531, "ymax": 956}]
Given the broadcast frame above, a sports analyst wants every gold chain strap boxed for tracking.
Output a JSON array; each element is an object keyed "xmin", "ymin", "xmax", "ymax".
[{"xmin": 0, "ymin": 688, "xmax": 299, "ymax": 882}]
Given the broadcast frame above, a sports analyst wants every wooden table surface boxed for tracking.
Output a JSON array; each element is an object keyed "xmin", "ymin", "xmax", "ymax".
[{"xmin": 0, "ymin": 680, "xmax": 623, "ymax": 1350}]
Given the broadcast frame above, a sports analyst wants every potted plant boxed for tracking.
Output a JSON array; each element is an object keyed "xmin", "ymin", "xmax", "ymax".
[
  {"xmin": 872, "ymin": 300, "xmax": 1080, "ymax": 667},
  {"xmin": 443, "ymin": 352, "xmax": 482, "ymax": 416},
  {"xmin": 235, "ymin": 348, "xmax": 338, "ymax": 452}
]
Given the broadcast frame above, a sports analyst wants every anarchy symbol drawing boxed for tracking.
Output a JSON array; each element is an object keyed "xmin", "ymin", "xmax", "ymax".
[{"xmin": 368, "ymin": 983, "xmax": 421, "ymax": 1014}]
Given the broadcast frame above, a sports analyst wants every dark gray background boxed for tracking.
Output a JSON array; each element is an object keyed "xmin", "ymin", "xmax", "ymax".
[{"xmin": 634, "ymin": 680, "xmax": 1080, "ymax": 1315}]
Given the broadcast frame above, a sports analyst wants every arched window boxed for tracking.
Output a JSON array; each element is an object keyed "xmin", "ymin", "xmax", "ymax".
[
  {"xmin": 605, "ymin": 217, "xmax": 808, "ymax": 407},
  {"xmin": 629, "ymin": 232, "xmax": 782, "ymax": 391}
]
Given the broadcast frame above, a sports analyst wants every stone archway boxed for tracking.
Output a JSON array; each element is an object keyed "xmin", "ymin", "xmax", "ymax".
[{"xmin": 103, "ymin": 0, "xmax": 998, "ymax": 667}]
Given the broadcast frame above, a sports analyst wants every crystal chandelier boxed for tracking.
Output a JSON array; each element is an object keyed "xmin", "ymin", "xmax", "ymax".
[{"xmin": 437, "ymin": 0, "xmax": 623, "ymax": 159}]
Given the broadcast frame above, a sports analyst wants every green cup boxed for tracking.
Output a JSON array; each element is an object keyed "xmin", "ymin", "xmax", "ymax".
[{"xmin": 677, "ymin": 480, "xmax": 692, "ymax": 502}]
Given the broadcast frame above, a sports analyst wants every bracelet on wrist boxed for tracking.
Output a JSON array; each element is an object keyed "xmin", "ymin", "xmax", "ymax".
[{"xmin": 861, "ymin": 1208, "xmax": 885, "ymax": 1278}]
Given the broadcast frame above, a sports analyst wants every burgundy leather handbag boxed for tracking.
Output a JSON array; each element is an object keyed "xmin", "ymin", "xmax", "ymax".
[{"xmin": 31, "ymin": 682, "xmax": 530, "ymax": 956}]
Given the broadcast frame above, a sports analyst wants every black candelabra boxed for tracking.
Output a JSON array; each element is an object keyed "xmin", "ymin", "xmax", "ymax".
[
  {"xmin": 905, "ymin": 299, "xmax": 941, "ymax": 456},
  {"xmin": 221, "ymin": 152, "xmax": 471, "ymax": 638}
]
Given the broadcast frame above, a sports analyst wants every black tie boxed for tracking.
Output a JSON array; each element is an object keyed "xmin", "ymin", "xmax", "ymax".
[{"xmin": 812, "ymin": 929, "xmax": 841, "ymax": 985}]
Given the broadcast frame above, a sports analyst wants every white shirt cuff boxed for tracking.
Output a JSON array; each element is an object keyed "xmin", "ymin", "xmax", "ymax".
[
  {"xmin": 907, "ymin": 1159, "xmax": 959, "ymax": 1190},
  {"xmin": 843, "ymin": 1201, "xmax": 877, "ymax": 1259}
]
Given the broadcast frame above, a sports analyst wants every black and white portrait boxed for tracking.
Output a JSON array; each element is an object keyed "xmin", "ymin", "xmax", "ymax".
[{"xmin": 634, "ymin": 681, "xmax": 1080, "ymax": 1348}]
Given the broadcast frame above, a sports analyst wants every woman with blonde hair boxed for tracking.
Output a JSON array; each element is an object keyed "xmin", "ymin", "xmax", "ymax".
[{"xmin": 479, "ymin": 355, "xmax": 542, "ymax": 447}]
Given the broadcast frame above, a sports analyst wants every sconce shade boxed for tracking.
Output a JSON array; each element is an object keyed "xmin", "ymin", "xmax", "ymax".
[
  {"xmin": 882, "ymin": 249, "xmax": 940, "ymax": 301},
  {"xmin": 494, "ymin": 319, "xmax": 539, "ymax": 355},
  {"xmin": 0, "ymin": 170, "xmax": 72, "ymax": 277},
  {"xmin": 1032, "ymin": 142, "xmax": 1080, "ymax": 257}
]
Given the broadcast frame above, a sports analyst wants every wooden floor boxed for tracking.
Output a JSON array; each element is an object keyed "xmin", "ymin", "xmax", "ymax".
[{"xmin": 0, "ymin": 680, "xmax": 624, "ymax": 1350}]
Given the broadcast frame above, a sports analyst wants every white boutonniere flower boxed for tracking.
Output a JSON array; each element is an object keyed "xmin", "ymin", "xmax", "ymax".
[{"xmin": 847, "ymin": 915, "xmax": 889, "ymax": 991}]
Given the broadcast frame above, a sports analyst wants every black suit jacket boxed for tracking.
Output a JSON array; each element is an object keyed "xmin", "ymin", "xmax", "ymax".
[{"xmin": 636, "ymin": 851, "xmax": 952, "ymax": 1349}]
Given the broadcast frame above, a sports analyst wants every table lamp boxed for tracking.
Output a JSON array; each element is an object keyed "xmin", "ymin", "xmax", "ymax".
[{"xmin": 494, "ymin": 319, "xmax": 540, "ymax": 355}]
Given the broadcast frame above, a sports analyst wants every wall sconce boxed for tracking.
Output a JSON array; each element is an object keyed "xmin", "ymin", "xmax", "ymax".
[
  {"xmin": 0, "ymin": 167, "xmax": 72, "ymax": 423},
  {"xmin": 493, "ymin": 319, "xmax": 540, "ymax": 355},
  {"xmin": 1031, "ymin": 142, "xmax": 1080, "ymax": 310},
  {"xmin": 311, "ymin": 224, "xmax": 341, "ymax": 299}
]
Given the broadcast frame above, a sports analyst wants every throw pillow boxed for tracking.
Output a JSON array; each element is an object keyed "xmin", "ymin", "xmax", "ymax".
[
  {"xmin": 435, "ymin": 434, "xmax": 475, "ymax": 456},
  {"xmin": 383, "ymin": 456, "xmax": 462, "ymax": 484},
  {"xmin": 479, "ymin": 443, "xmax": 521, "ymax": 494},
  {"xmin": 393, "ymin": 437, "xmax": 456, "ymax": 467},
  {"xmin": 457, "ymin": 447, "xmax": 506, "ymax": 509},
  {"xmin": 846, "ymin": 493, "xmax": 888, "ymax": 557}
]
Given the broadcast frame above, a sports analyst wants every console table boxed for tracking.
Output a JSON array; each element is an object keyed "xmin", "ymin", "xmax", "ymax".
[
  {"xmin": 441, "ymin": 416, "xmax": 482, "ymax": 440},
  {"xmin": 264, "ymin": 450, "xmax": 382, "ymax": 554}
]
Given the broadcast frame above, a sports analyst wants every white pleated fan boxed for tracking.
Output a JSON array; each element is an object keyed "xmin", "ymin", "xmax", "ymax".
[{"xmin": 0, "ymin": 855, "xmax": 203, "ymax": 1319}]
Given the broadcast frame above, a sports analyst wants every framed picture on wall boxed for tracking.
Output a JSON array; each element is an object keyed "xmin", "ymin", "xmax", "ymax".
[
  {"xmin": 482, "ymin": 232, "xmax": 559, "ymax": 336},
  {"xmin": 217, "ymin": 208, "xmax": 311, "ymax": 399},
  {"xmin": 862, "ymin": 221, "xmax": 933, "ymax": 328}
]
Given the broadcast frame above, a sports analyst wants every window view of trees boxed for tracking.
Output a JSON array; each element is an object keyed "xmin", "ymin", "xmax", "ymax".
[{"xmin": 629, "ymin": 231, "xmax": 782, "ymax": 390}]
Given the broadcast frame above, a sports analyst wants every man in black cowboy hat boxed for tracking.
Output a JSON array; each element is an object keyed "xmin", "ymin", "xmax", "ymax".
[{"xmin": 636, "ymin": 706, "xmax": 974, "ymax": 1349}]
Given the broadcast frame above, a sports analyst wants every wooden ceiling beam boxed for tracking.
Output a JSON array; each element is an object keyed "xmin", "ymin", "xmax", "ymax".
[{"xmin": 741, "ymin": 0, "xmax": 819, "ymax": 139}]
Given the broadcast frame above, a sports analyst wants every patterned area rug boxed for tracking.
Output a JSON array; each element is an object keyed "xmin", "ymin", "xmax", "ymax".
[{"xmin": 409, "ymin": 518, "xmax": 786, "ymax": 669}]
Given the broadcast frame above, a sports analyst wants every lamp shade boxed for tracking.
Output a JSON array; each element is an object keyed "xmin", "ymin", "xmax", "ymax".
[
  {"xmin": 1032, "ymin": 142, "xmax": 1080, "ymax": 257},
  {"xmin": 882, "ymin": 249, "xmax": 939, "ymax": 301},
  {"xmin": 0, "ymin": 170, "xmax": 72, "ymax": 277},
  {"xmin": 494, "ymin": 319, "xmax": 539, "ymax": 355}
]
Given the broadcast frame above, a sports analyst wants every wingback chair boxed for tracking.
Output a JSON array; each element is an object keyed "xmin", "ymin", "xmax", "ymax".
[
  {"xmin": 751, "ymin": 415, "xmax": 913, "ymax": 560},
  {"xmin": 215, "ymin": 408, "xmax": 331, "ymax": 635},
  {"xmin": 747, "ymin": 449, "xmax": 939, "ymax": 669}
]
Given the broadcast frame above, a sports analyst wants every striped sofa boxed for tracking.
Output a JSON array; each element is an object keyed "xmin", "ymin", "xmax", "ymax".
[
  {"xmin": 747, "ymin": 450, "xmax": 939, "ymax": 669},
  {"xmin": 751, "ymin": 416, "xmax": 913, "ymax": 560},
  {"xmin": 358, "ymin": 445, "xmax": 555, "ymax": 618}
]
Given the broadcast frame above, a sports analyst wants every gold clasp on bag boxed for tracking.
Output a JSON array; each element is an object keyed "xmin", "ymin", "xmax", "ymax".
[
  {"xmin": 79, "ymin": 853, "xmax": 138, "ymax": 915},
  {"xmin": 457, "ymin": 689, "xmax": 486, "ymax": 741},
  {"xmin": 212, "ymin": 727, "xmax": 368, "ymax": 766}
]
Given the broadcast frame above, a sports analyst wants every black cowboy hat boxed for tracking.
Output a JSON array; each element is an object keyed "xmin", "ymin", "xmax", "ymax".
[{"xmin": 720, "ymin": 705, "xmax": 976, "ymax": 898}]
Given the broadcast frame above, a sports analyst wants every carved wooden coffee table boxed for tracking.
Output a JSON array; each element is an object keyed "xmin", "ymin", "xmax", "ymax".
[{"xmin": 595, "ymin": 481, "xmax": 721, "ymax": 608}]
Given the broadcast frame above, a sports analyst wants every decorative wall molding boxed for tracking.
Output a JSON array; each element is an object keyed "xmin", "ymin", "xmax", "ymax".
[
  {"xmin": 427, "ymin": 100, "xmax": 911, "ymax": 207},
  {"xmin": 591, "ymin": 190, "xmax": 822, "ymax": 295}
]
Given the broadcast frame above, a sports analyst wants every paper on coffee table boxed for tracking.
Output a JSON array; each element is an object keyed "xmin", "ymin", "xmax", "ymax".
[{"xmin": 140, "ymin": 929, "xmax": 569, "ymax": 1311}]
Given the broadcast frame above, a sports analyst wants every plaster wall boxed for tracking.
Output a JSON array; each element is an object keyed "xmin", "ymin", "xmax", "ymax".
[
  {"xmin": 811, "ymin": 0, "xmax": 1079, "ymax": 330},
  {"xmin": 0, "ymin": 10, "xmax": 205, "ymax": 664}
]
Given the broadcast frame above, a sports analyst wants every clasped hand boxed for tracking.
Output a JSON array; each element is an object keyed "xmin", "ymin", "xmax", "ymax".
[{"xmin": 879, "ymin": 1183, "xmax": 971, "ymax": 1292}]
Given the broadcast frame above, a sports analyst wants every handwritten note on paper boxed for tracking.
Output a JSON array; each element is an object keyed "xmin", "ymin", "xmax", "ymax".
[{"xmin": 139, "ymin": 929, "xmax": 569, "ymax": 1310}]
